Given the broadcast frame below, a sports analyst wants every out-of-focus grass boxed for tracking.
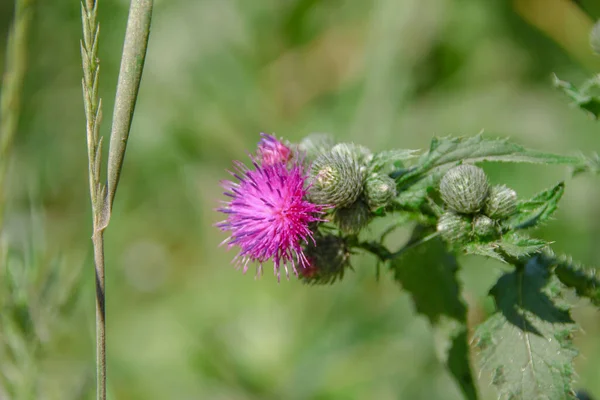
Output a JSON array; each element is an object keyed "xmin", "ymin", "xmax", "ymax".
[{"xmin": 0, "ymin": 0, "xmax": 599, "ymax": 399}]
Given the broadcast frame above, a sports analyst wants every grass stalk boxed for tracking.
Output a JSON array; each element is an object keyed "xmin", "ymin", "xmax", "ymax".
[
  {"xmin": 80, "ymin": 0, "xmax": 106, "ymax": 398},
  {"xmin": 80, "ymin": 1, "xmax": 153, "ymax": 398},
  {"xmin": 0, "ymin": 0, "xmax": 33, "ymax": 229}
]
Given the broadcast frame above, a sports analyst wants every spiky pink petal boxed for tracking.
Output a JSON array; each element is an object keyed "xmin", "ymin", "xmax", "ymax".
[
  {"xmin": 217, "ymin": 160, "xmax": 324, "ymax": 280},
  {"xmin": 257, "ymin": 133, "xmax": 292, "ymax": 166}
]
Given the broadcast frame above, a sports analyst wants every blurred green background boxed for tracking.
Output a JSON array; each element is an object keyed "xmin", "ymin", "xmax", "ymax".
[{"xmin": 1, "ymin": 0, "xmax": 600, "ymax": 399}]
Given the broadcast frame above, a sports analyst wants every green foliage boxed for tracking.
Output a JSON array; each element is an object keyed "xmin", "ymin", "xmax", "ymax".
[
  {"xmin": 502, "ymin": 182, "xmax": 564, "ymax": 231},
  {"xmin": 366, "ymin": 149, "xmax": 417, "ymax": 175},
  {"xmin": 553, "ymin": 74, "xmax": 600, "ymax": 119},
  {"xmin": 474, "ymin": 256, "xmax": 578, "ymax": 400},
  {"xmin": 0, "ymin": 235, "xmax": 88, "ymax": 399},
  {"xmin": 393, "ymin": 136, "xmax": 581, "ymax": 212},
  {"xmin": 391, "ymin": 227, "xmax": 478, "ymax": 400},
  {"xmin": 544, "ymin": 251, "xmax": 600, "ymax": 306}
]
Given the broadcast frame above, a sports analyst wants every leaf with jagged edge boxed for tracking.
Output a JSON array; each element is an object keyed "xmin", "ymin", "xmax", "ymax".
[
  {"xmin": 553, "ymin": 74, "xmax": 600, "ymax": 119},
  {"xmin": 502, "ymin": 182, "xmax": 564, "ymax": 231},
  {"xmin": 462, "ymin": 234, "xmax": 548, "ymax": 264},
  {"xmin": 394, "ymin": 135, "xmax": 583, "ymax": 185},
  {"xmin": 474, "ymin": 255, "xmax": 578, "ymax": 400},
  {"xmin": 464, "ymin": 242, "xmax": 506, "ymax": 263},
  {"xmin": 498, "ymin": 234, "xmax": 549, "ymax": 259},
  {"xmin": 367, "ymin": 149, "xmax": 418, "ymax": 175},
  {"xmin": 391, "ymin": 227, "xmax": 479, "ymax": 400},
  {"xmin": 541, "ymin": 251, "xmax": 600, "ymax": 307},
  {"xmin": 573, "ymin": 153, "xmax": 600, "ymax": 176}
]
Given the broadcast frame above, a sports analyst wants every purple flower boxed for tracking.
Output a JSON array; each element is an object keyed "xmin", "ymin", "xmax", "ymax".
[
  {"xmin": 217, "ymin": 158, "xmax": 324, "ymax": 280},
  {"xmin": 257, "ymin": 133, "xmax": 292, "ymax": 166}
]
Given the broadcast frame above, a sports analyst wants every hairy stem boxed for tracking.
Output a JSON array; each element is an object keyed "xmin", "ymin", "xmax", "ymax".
[{"xmin": 0, "ymin": 0, "xmax": 33, "ymax": 228}]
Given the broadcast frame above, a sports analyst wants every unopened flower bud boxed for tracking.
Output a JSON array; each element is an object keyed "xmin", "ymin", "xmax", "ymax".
[
  {"xmin": 300, "ymin": 234, "xmax": 351, "ymax": 285},
  {"xmin": 364, "ymin": 173, "xmax": 397, "ymax": 210},
  {"xmin": 440, "ymin": 164, "xmax": 489, "ymax": 214},
  {"xmin": 298, "ymin": 133, "xmax": 335, "ymax": 162},
  {"xmin": 334, "ymin": 198, "xmax": 371, "ymax": 234},
  {"xmin": 331, "ymin": 143, "xmax": 372, "ymax": 166},
  {"xmin": 591, "ymin": 20, "xmax": 600, "ymax": 55},
  {"xmin": 484, "ymin": 184, "xmax": 517, "ymax": 219},
  {"xmin": 437, "ymin": 212, "xmax": 471, "ymax": 244},
  {"xmin": 309, "ymin": 145, "xmax": 365, "ymax": 207},
  {"xmin": 473, "ymin": 214, "xmax": 498, "ymax": 239}
]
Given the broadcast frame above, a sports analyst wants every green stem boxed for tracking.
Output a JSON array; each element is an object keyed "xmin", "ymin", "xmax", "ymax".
[{"xmin": 0, "ymin": 0, "xmax": 33, "ymax": 229}]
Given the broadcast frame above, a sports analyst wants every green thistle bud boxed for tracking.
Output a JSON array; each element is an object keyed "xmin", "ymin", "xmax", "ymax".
[
  {"xmin": 298, "ymin": 133, "xmax": 335, "ymax": 162},
  {"xmin": 334, "ymin": 198, "xmax": 371, "ymax": 234},
  {"xmin": 300, "ymin": 234, "xmax": 351, "ymax": 285},
  {"xmin": 484, "ymin": 184, "xmax": 517, "ymax": 219},
  {"xmin": 331, "ymin": 143, "xmax": 372, "ymax": 166},
  {"xmin": 437, "ymin": 212, "xmax": 471, "ymax": 244},
  {"xmin": 591, "ymin": 20, "xmax": 600, "ymax": 55},
  {"xmin": 439, "ymin": 164, "xmax": 489, "ymax": 214},
  {"xmin": 364, "ymin": 173, "xmax": 397, "ymax": 210},
  {"xmin": 473, "ymin": 214, "xmax": 498, "ymax": 239},
  {"xmin": 309, "ymin": 145, "xmax": 365, "ymax": 207}
]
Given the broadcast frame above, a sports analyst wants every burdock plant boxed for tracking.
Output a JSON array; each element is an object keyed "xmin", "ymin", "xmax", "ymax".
[{"xmin": 217, "ymin": 128, "xmax": 600, "ymax": 400}]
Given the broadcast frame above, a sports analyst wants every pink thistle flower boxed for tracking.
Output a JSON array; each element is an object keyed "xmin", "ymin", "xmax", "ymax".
[
  {"xmin": 257, "ymin": 133, "xmax": 292, "ymax": 166},
  {"xmin": 216, "ymin": 159, "xmax": 325, "ymax": 281}
]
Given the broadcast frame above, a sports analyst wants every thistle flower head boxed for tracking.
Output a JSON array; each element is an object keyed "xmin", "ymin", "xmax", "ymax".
[
  {"xmin": 299, "ymin": 234, "xmax": 351, "ymax": 285},
  {"xmin": 437, "ymin": 212, "xmax": 472, "ymax": 244},
  {"xmin": 440, "ymin": 164, "xmax": 489, "ymax": 214},
  {"xmin": 257, "ymin": 133, "xmax": 292, "ymax": 166},
  {"xmin": 308, "ymin": 144, "xmax": 365, "ymax": 207},
  {"xmin": 364, "ymin": 173, "xmax": 397, "ymax": 210},
  {"xmin": 334, "ymin": 198, "xmax": 372, "ymax": 234},
  {"xmin": 473, "ymin": 214, "xmax": 498, "ymax": 239},
  {"xmin": 217, "ymin": 159, "xmax": 324, "ymax": 280},
  {"xmin": 484, "ymin": 184, "xmax": 517, "ymax": 220}
]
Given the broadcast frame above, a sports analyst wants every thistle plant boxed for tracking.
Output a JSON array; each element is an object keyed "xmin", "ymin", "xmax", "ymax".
[{"xmin": 217, "ymin": 129, "xmax": 600, "ymax": 400}]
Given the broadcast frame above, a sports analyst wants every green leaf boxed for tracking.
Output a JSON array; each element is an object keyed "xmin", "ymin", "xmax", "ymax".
[
  {"xmin": 464, "ymin": 242, "xmax": 506, "ymax": 263},
  {"xmin": 542, "ymin": 251, "xmax": 600, "ymax": 307},
  {"xmin": 368, "ymin": 149, "xmax": 418, "ymax": 174},
  {"xmin": 572, "ymin": 153, "xmax": 600, "ymax": 176},
  {"xmin": 462, "ymin": 234, "xmax": 548, "ymax": 264},
  {"xmin": 474, "ymin": 256, "xmax": 578, "ymax": 400},
  {"xmin": 394, "ymin": 135, "xmax": 582, "ymax": 185},
  {"xmin": 553, "ymin": 74, "xmax": 600, "ymax": 119},
  {"xmin": 391, "ymin": 227, "xmax": 478, "ymax": 400},
  {"xmin": 497, "ymin": 234, "xmax": 549, "ymax": 259},
  {"xmin": 502, "ymin": 182, "xmax": 564, "ymax": 231}
]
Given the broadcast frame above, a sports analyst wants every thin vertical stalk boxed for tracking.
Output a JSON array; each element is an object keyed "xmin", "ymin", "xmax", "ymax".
[
  {"xmin": 80, "ymin": 0, "xmax": 105, "ymax": 399},
  {"xmin": 107, "ymin": 0, "xmax": 153, "ymax": 214},
  {"xmin": 0, "ymin": 0, "xmax": 33, "ymax": 228},
  {"xmin": 80, "ymin": 1, "xmax": 153, "ymax": 399}
]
